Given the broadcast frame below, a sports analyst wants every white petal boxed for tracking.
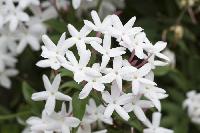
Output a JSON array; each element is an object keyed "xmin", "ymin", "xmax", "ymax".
[
  {"xmin": 101, "ymin": 55, "xmax": 110, "ymax": 68},
  {"xmin": 124, "ymin": 17, "xmax": 136, "ymax": 29},
  {"xmin": 102, "ymin": 91, "xmax": 113, "ymax": 103},
  {"xmin": 132, "ymin": 105, "xmax": 147, "ymax": 122},
  {"xmin": 55, "ymin": 92, "xmax": 72, "ymax": 101},
  {"xmin": 115, "ymin": 105, "xmax": 130, "ymax": 121},
  {"xmin": 52, "ymin": 74, "xmax": 61, "ymax": 92},
  {"xmin": 31, "ymin": 91, "xmax": 49, "ymax": 101},
  {"xmin": 152, "ymin": 112, "xmax": 161, "ymax": 127},
  {"xmin": 154, "ymin": 41, "xmax": 167, "ymax": 52},
  {"xmin": 64, "ymin": 117, "xmax": 80, "ymax": 127},
  {"xmin": 93, "ymin": 82, "xmax": 105, "ymax": 92},
  {"xmin": 79, "ymin": 83, "xmax": 93, "ymax": 99},
  {"xmin": 42, "ymin": 75, "xmax": 52, "ymax": 91},
  {"xmin": 68, "ymin": 24, "xmax": 79, "ymax": 36},
  {"xmin": 104, "ymin": 104, "xmax": 115, "ymax": 118},
  {"xmin": 42, "ymin": 35, "xmax": 56, "ymax": 50},
  {"xmin": 91, "ymin": 10, "xmax": 101, "ymax": 26},
  {"xmin": 103, "ymin": 34, "xmax": 111, "ymax": 50},
  {"xmin": 45, "ymin": 95, "xmax": 56, "ymax": 115}
]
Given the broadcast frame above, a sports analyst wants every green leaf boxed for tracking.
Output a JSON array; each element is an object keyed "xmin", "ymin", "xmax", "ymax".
[
  {"xmin": 60, "ymin": 81, "xmax": 81, "ymax": 90},
  {"xmin": 72, "ymin": 92, "xmax": 88, "ymax": 120},
  {"xmin": 154, "ymin": 66, "xmax": 171, "ymax": 76},
  {"xmin": 59, "ymin": 68, "xmax": 73, "ymax": 78},
  {"xmin": 22, "ymin": 82, "xmax": 35, "ymax": 104}
]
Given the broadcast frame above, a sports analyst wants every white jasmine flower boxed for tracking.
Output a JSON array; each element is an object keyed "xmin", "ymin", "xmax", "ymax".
[
  {"xmin": 16, "ymin": 23, "xmax": 46, "ymax": 54},
  {"xmin": 124, "ymin": 63, "xmax": 156, "ymax": 95},
  {"xmin": 0, "ymin": 68, "xmax": 18, "ymax": 89},
  {"xmin": 84, "ymin": 10, "xmax": 112, "ymax": 33},
  {"xmin": 32, "ymin": 74, "xmax": 72, "ymax": 115},
  {"xmin": 183, "ymin": 91, "xmax": 200, "ymax": 124},
  {"xmin": 102, "ymin": 82, "xmax": 132, "ymax": 121},
  {"xmin": 120, "ymin": 32, "xmax": 147, "ymax": 59},
  {"xmin": 67, "ymin": 24, "xmax": 102, "ymax": 54},
  {"xmin": 103, "ymin": 56, "xmax": 137, "ymax": 90},
  {"xmin": 36, "ymin": 33, "xmax": 74, "ymax": 70},
  {"xmin": 27, "ymin": 103, "xmax": 80, "ymax": 133},
  {"xmin": 141, "ymin": 84, "xmax": 168, "ymax": 111},
  {"xmin": 79, "ymin": 66, "xmax": 114, "ymax": 99},
  {"xmin": 62, "ymin": 50, "xmax": 91, "ymax": 83},
  {"xmin": 90, "ymin": 34, "xmax": 125, "ymax": 68},
  {"xmin": 109, "ymin": 15, "xmax": 142, "ymax": 44},
  {"xmin": 143, "ymin": 112, "xmax": 173, "ymax": 133},
  {"xmin": 147, "ymin": 41, "xmax": 170, "ymax": 62},
  {"xmin": 83, "ymin": 99, "xmax": 113, "ymax": 125},
  {"xmin": 4, "ymin": 0, "xmax": 30, "ymax": 31},
  {"xmin": 124, "ymin": 94, "xmax": 154, "ymax": 122}
]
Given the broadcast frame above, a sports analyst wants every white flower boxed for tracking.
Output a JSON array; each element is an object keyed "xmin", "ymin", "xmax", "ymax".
[
  {"xmin": 141, "ymin": 84, "xmax": 168, "ymax": 111},
  {"xmin": 83, "ymin": 99, "xmax": 113, "ymax": 125},
  {"xmin": 124, "ymin": 63, "xmax": 156, "ymax": 95},
  {"xmin": 183, "ymin": 91, "xmax": 200, "ymax": 124},
  {"xmin": 0, "ymin": 68, "xmax": 18, "ymax": 89},
  {"xmin": 78, "ymin": 65, "xmax": 114, "ymax": 99},
  {"xmin": 103, "ymin": 56, "xmax": 137, "ymax": 90},
  {"xmin": 90, "ymin": 34, "xmax": 125, "ymax": 68},
  {"xmin": 32, "ymin": 74, "xmax": 72, "ymax": 115},
  {"xmin": 16, "ymin": 23, "xmax": 46, "ymax": 54},
  {"xmin": 62, "ymin": 50, "xmax": 91, "ymax": 83},
  {"xmin": 109, "ymin": 15, "xmax": 142, "ymax": 44},
  {"xmin": 67, "ymin": 24, "xmax": 102, "ymax": 54},
  {"xmin": 120, "ymin": 32, "xmax": 147, "ymax": 59},
  {"xmin": 102, "ymin": 81, "xmax": 132, "ymax": 121},
  {"xmin": 36, "ymin": 33, "xmax": 74, "ymax": 70},
  {"xmin": 146, "ymin": 41, "xmax": 170, "ymax": 62},
  {"xmin": 143, "ymin": 112, "xmax": 173, "ymax": 133},
  {"xmin": 84, "ymin": 10, "xmax": 112, "ymax": 33},
  {"xmin": 124, "ymin": 94, "xmax": 154, "ymax": 122},
  {"xmin": 4, "ymin": 1, "xmax": 30, "ymax": 31},
  {"xmin": 27, "ymin": 103, "xmax": 80, "ymax": 133}
]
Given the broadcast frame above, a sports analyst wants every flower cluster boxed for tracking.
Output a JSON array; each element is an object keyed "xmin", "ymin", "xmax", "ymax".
[
  {"xmin": 30, "ymin": 10, "xmax": 173, "ymax": 132},
  {"xmin": 0, "ymin": 0, "xmax": 57, "ymax": 88},
  {"xmin": 183, "ymin": 90, "xmax": 200, "ymax": 124}
]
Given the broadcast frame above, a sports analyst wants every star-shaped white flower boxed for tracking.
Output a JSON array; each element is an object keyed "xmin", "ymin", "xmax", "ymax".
[
  {"xmin": 141, "ymin": 84, "xmax": 168, "ymax": 111},
  {"xmin": 109, "ymin": 15, "xmax": 143, "ymax": 44},
  {"xmin": 61, "ymin": 50, "xmax": 91, "ymax": 83},
  {"xmin": 32, "ymin": 74, "xmax": 72, "ymax": 115},
  {"xmin": 90, "ymin": 34, "xmax": 125, "ymax": 68},
  {"xmin": 16, "ymin": 23, "xmax": 46, "ymax": 54},
  {"xmin": 124, "ymin": 94, "xmax": 154, "ymax": 122},
  {"xmin": 67, "ymin": 24, "xmax": 102, "ymax": 54},
  {"xmin": 36, "ymin": 33, "xmax": 74, "ymax": 70},
  {"xmin": 103, "ymin": 56, "xmax": 137, "ymax": 91},
  {"xmin": 143, "ymin": 112, "xmax": 173, "ymax": 133},
  {"xmin": 4, "ymin": 1, "xmax": 30, "ymax": 31},
  {"xmin": 84, "ymin": 10, "xmax": 112, "ymax": 33},
  {"xmin": 83, "ymin": 99, "xmax": 113, "ymax": 125},
  {"xmin": 79, "ymin": 65, "xmax": 114, "ymax": 99},
  {"xmin": 124, "ymin": 63, "xmax": 156, "ymax": 95},
  {"xmin": 147, "ymin": 41, "xmax": 170, "ymax": 62},
  {"xmin": 102, "ymin": 81, "xmax": 132, "ymax": 121}
]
